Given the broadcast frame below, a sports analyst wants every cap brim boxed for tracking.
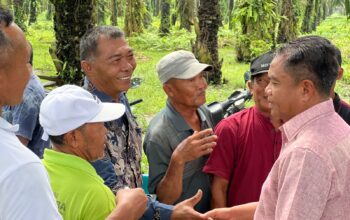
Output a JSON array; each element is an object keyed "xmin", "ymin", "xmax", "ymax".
[
  {"xmin": 89, "ymin": 103, "xmax": 125, "ymax": 123},
  {"xmin": 176, "ymin": 63, "xmax": 212, "ymax": 80},
  {"xmin": 250, "ymin": 70, "xmax": 268, "ymax": 76}
]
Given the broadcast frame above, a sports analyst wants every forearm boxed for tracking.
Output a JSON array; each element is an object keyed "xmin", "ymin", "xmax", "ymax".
[
  {"xmin": 211, "ymin": 187, "xmax": 227, "ymax": 208},
  {"xmin": 106, "ymin": 203, "xmax": 139, "ymax": 220},
  {"xmin": 232, "ymin": 202, "xmax": 258, "ymax": 220},
  {"xmin": 156, "ymin": 152, "xmax": 185, "ymax": 204},
  {"xmin": 211, "ymin": 175, "xmax": 229, "ymax": 208}
]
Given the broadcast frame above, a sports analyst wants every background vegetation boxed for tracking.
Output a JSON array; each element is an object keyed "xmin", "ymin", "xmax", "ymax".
[{"xmin": 2, "ymin": 0, "xmax": 350, "ymax": 172}]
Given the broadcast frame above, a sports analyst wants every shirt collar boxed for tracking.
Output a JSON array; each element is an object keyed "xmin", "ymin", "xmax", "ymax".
[
  {"xmin": 43, "ymin": 149, "xmax": 99, "ymax": 176},
  {"xmin": 0, "ymin": 117, "xmax": 19, "ymax": 132},
  {"xmin": 84, "ymin": 78, "xmax": 125, "ymax": 103},
  {"xmin": 281, "ymin": 99, "xmax": 334, "ymax": 142},
  {"xmin": 165, "ymin": 100, "xmax": 208, "ymax": 132},
  {"xmin": 333, "ymin": 92, "xmax": 340, "ymax": 112}
]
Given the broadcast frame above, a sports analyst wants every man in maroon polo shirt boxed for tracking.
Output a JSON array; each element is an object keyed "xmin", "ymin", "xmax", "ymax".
[{"xmin": 203, "ymin": 51, "xmax": 282, "ymax": 208}]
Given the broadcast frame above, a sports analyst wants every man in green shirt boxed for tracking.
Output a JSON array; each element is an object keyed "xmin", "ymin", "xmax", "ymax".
[
  {"xmin": 40, "ymin": 84, "xmax": 131, "ymax": 220},
  {"xmin": 40, "ymin": 85, "xmax": 209, "ymax": 220}
]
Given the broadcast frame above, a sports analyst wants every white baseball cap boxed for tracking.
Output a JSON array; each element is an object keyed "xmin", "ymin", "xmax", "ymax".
[
  {"xmin": 156, "ymin": 50, "xmax": 212, "ymax": 84},
  {"xmin": 39, "ymin": 85, "xmax": 125, "ymax": 139}
]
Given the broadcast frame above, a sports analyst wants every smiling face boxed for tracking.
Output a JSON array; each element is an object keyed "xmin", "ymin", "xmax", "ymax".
[
  {"xmin": 248, "ymin": 72, "xmax": 270, "ymax": 116},
  {"xmin": 82, "ymin": 36, "xmax": 136, "ymax": 100}
]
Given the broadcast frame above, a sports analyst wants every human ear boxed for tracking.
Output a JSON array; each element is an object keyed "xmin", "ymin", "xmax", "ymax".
[
  {"xmin": 163, "ymin": 83, "xmax": 174, "ymax": 97},
  {"xmin": 300, "ymin": 80, "xmax": 315, "ymax": 102},
  {"xmin": 247, "ymin": 80, "xmax": 254, "ymax": 96},
  {"xmin": 81, "ymin": 60, "xmax": 92, "ymax": 76}
]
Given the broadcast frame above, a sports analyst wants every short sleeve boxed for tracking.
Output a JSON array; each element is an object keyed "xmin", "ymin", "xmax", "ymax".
[
  {"xmin": 203, "ymin": 118, "xmax": 238, "ymax": 180},
  {"xmin": 145, "ymin": 140, "xmax": 172, "ymax": 194},
  {"xmin": 81, "ymin": 184, "xmax": 116, "ymax": 220},
  {"xmin": 11, "ymin": 94, "xmax": 41, "ymax": 140},
  {"xmin": 0, "ymin": 163, "xmax": 62, "ymax": 219}
]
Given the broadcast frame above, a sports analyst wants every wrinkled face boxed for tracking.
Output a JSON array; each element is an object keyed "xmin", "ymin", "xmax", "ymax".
[
  {"xmin": 248, "ymin": 72, "xmax": 270, "ymax": 115},
  {"xmin": 265, "ymin": 55, "xmax": 302, "ymax": 123},
  {"xmin": 85, "ymin": 36, "xmax": 136, "ymax": 97},
  {"xmin": 165, "ymin": 72, "xmax": 208, "ymax": 109},
  {"xmin": 0, "ymin": 23, "xmax": 30, "ymax": 106},
  {"xmin": 79, "ymin": 122, "xmax": 108, "ymax": 162}
]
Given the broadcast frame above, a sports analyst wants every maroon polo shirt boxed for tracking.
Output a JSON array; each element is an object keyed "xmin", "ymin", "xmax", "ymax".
[{"xmin": 203, "ymin": 106, "xmax": 282, "ymax": 206}]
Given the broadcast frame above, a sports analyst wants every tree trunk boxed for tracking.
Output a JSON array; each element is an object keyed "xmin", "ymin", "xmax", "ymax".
[
  {"xmin": 159, "ymin": 0, "xmax": 171, "ymax": 36},
  {"xmin": 322, "ymin": 1, "xmax": 326, "ymax": 20},
  {"xmin": 178, "ymin": 0, "xmax": 195, "ymax": 32},
  {"xmin": 277, "ymin": 0, "xmax": 297, "ymax": 43},
  {"xmin": 49, "ymin": 0, "xmax": 95, "ymax": 85},
  {"xmin": 111, "ymin": 0, "xmax": 117, "ymax": 26},
  {"xmin": 117, "ymin": 0, "xmax": 124, "ymax": 17},
  {"xmin": 28, "ymin": 0, "xmax": 37, "ymax": 25},
  {"xmin": 13, "ymin": 0, "xmax": 27, "ymax": 31},
  {"xmin": 154, "ymin": 0, "xmax": 161, "ymax": 16},
  {"xmin": 124, "ymin": 0, "xmax": 144, "ymax": 36},
  {"xmin": 96, "ymin": 0, "xmax": 105, "ymax": 25},
  {"xmin": 311, "ymin": 0, "xmax": 319, "ymax": 31},
  {"xmin": 194, "ymin": 0, "xmax": 222, "ymax": 84},
  {"xmin": 301, "ymin": 0, "xmax": 314, "ymax": 33},
  {"xmin": 228, "ymin": 0, "xmax": 234, "ymax": 30},
  {"xmin": 46, "ymin": 2, "xmax": 53, "ymax": 20}
]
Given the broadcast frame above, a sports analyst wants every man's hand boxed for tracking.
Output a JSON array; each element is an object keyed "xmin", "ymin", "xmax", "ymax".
[
  {"xmin": 173, "ymin": 128, "xmax": 217, "ymax": 164},
  {"xmin": 201, "ymin": 207, "xmax": 236, "ymax": 220},
  {"xmin": 201, "ymin": 202, "xmax": 258, "ymax": 220},
  {"xmin": 171, "ymin": 190, "xmax": 208, "ymax": 220},
  {"xmin": 106, "ymin": 188, "xmax": 147, "ymax": 220}
]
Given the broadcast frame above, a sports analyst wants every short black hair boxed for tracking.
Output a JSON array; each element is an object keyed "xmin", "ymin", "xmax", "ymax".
[
  {"xmin": 80, "ymin": 26, "xmax": 124, "ymax": 61},
  {"xmin": 0, "ymin": 5, "xmax": 13, "ymax": 27},
  {"xmin": 276, "ymin": 36, "xmax": 339, "ymax": 96},
  {"xmin": 49, "ymin": 134, "xmax": 65, "ymax": 146},
  {"xmin": 28, "ymin": 41, "xmax": 33, "ymax": 65},
  {"xmin": 295, "ymin": 35, "xmax": 342, "ymax": 66},
  {"xmin": 0, "ymin": 5, "xmax": 14, "ymax": 66},
  {"xmin": 48, "ymin": 124, "xmax": 86, "ymax": 147}
]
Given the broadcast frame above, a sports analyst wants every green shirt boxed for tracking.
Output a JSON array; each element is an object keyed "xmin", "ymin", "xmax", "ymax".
[{"xmin": 43, "ymin": 149, "xmax": 115, "ymax": 220}]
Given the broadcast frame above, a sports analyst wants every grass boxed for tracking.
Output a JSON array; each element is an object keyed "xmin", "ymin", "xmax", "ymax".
[{"xmin": 26, "ymin": 13, "xmax": 350, "ymax": 173}]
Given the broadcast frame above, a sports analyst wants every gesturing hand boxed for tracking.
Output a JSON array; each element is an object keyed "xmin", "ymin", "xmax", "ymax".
[
  {"xmin": 171, "ymin": 190, "xmax": 209, "ymax": 220},
  {"xmin": 173, "ymin": 128, "xmax": 217, "ymax": 164}
]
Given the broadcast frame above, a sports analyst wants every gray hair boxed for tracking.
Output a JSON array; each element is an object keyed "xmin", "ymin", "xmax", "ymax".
[{"xmin": 80, "ymin": 26, "xmax": 124, "ymax": 61}]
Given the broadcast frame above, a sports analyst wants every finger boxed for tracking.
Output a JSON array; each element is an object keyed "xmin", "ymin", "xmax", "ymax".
[
  {"xmin": 193, "ymin": 128, "xmax": 213, "ymax": 138},
  {"xmin": 198, "ymin": 142, "xmax": 216, "ymax": 151},
  {"xmin": 183, "ymin": 189, "xmax": 203, "ymax": 207}
]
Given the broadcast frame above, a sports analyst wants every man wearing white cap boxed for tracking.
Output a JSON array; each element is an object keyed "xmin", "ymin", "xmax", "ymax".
[
  {"xmin": 40, "ymin": 85, "xmax": 209, "ymax": 220},
  {"xmin": 39, "ymin": 85, "xmax": 144, "ymax": 220},
  {"xmin": 144, "ymin": 50, "xmax": 217, "ymax": 212}
]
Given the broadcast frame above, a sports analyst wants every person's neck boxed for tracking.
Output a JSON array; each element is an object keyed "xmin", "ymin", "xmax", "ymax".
[
  {"xmin": 169, "ymin": 100, "xmax": 201, "ymax": 131},
  {"xmin": 90, "ymin": 79, "xmax": 120, "ymax": 102},
  {"xmin": 52, "ymin": 145, "xmax": 87, "ymax": 161}
]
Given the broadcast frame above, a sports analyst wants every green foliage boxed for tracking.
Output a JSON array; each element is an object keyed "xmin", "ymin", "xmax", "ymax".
[
  {"xmin": 128, "ymin": 28, "xmax": 195, "ymax": 51},
  {"xmin": 311, "ymin": 14, "xmax": 350, "ymax": 102},
  {"xmin": 26, "ymin": 13, "xmax": 56, "ymax": 75},
  {"xmin": 233, "ymin": 0, "xmax": 278, "ymax": 61}
]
